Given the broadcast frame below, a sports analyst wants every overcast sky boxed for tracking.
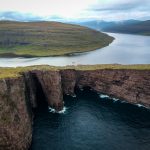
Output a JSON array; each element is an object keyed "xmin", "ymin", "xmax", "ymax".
[{"xmin": 0, "ymin": 0, "xmax": 149, "ymax": 21}]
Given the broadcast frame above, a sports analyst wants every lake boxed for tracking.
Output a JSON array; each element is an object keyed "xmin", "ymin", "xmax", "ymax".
[{"xmin": 0, "ymin": 33, "xmax": 150, "ymax": 67}]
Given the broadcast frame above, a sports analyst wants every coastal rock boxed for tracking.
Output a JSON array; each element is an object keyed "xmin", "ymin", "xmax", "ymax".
[
  {"xmin": 32, "ymin": 70, "xmax": 64, "ymax": 111},
  {"xmin": 60, "ymin": 69, "xmax": 77, "ymax": 96},
  {"xmin": 76, "ymin": 69, "xmax": 150, "ymax": 107},
  {"xmin": 0, "ymin": 76, "xmax": 32, "ymax": 150},
  {"xmin": 0, "ymin": 68, "xmax": 150, "ymax": 149},
  {"xmin": 23, "ymin": 72, "xmax": 37, "ymax": 108}
]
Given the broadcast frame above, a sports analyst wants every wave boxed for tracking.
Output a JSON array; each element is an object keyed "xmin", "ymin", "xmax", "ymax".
[{"xmin": 48, "ymin": 106, "xmax": 68, "ymax": 114}]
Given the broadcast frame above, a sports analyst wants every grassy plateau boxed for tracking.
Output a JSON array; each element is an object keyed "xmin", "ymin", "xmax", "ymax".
[
  {"xmin": 0, "ymin": 21, "xmax": 114, "ymax": 57},
  {"xmin": 0, "ymin": 64, "xmax": 150, "ymax": 79}
]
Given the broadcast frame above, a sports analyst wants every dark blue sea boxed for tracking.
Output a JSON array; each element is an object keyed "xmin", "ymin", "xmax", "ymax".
[{"xmin": 31, "ymin": 88, "xmax": 150, "ymax": 150}]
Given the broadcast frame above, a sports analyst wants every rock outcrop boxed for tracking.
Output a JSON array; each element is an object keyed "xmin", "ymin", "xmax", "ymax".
[
  {"xmin": 0, "ymin": 76, "xmax": 32, "ymax": 150},
  {"xmin": 60, "ymin": 69, "xmax": 150, "ymax": 107},
  {"xmin": 0, "ymin": 66, "xmax": 150, "ymax": 149},
  {"xmin": 61, "ymin": 69, "xmax": 77, "ymax": 96},
  {"xmin": 76, "ymin": 70, "xmax": 150, "ymax": 107},
  {"xmin": 31, "ymin": 70, "xmax": 63, "ymax": 111}
]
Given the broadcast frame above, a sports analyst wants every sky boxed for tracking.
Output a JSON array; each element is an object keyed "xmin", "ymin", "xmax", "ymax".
[{"xmin": 0, "ymin": 0, "xmax": 150, "ymax": 21}]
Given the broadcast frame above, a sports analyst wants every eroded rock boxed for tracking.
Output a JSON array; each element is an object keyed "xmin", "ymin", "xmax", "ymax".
[{"xmin": 0, "ymin": 68, "xmax": 150, "ymax": 149}]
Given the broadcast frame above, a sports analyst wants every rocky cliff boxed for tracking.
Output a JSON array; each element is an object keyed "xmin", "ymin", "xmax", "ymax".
[
  {"xmin": 0, "ymin": 65, "xmax": 150, "ymax": 149},
  {"xmin": 0, "ymin": 76, "xmax": 32, "ymax": 150}
]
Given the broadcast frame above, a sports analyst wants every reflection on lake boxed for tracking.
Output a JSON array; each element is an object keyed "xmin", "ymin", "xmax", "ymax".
[{"xmin": 0, "ymin": 33, "xmax": 150, "ymax": 67}]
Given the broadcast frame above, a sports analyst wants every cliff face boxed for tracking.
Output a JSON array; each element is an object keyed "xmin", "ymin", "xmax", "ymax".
[
  {"xmin": 76, "ymin": 70, "xmax": 150, "ymax": 107},
  {"xmin": 31, "ymin": 70, "xmax": 64, "ymax": 111},
  {"xmin": 60, "ymin": 69, "xmax": 150, "ymax": 107},
  {"xmin": 61, "ymin": 69, "xmax": 77, "ymax": 96},
  {"xmin": 0, "ymin": 67, "xmax": 150, "ymax": 149},
  {"xmin": 0, "ymin": 76, "xmax": 32, "ymax": 150}
]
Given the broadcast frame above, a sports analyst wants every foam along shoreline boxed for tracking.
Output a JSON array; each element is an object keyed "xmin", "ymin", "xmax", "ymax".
[
  {"xmin": 1, "ymin": 64, "xmax": 150, "ymax": 149},
  {"xmin": 48, "ymin": 106, "xmax": 68, "ymax": 114},
  {"xmin": 99, "ymin": 93, "xmax": 149, "ymax": 109}
]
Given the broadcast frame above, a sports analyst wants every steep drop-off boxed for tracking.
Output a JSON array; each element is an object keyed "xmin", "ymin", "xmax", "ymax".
[
  {"xmin": 0, "ymin": 76, "xmax": 32, "ymax": 150},
  {"xmin": 0, "ymin": 65, "xmax": 150, "ymax": 149}
]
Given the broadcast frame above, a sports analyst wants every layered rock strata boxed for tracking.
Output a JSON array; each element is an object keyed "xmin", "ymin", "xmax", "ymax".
[
  {"xmin": 0, "ymin": 68, "xmax": 150, "ymax": 149},
  {"xmin": 0, "ymin": 76, "xmax": 32, "ymax": 150}
]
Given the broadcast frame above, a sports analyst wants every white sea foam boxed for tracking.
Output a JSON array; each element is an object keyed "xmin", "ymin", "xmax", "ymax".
[
  {"xmin": 72, "ymin": 94, "xmax": 76, "ymax": 98},
  {"xmin": 99, "ymin": 94, "xmax": 150, "ymax": 110},
  {"xmin": 48, "ymin": 106, "xmax": 68, "ymax": 114},
  {"xmin": 80, "ymin": 88, "xmax": 84, "ymax": 91},
  {"xmin": 136, "ymin": 104, "xmax": 143, "ymax": 107},
  {"xmin": 120, "ymin": 100, "xmax": 126, "ymax": 103},
  {"xmin": 135, "ymin": 104, "xmax": 149, "ymax": 109},
  {"xmin": 112, "ymin": 97, "xmax": 119, "ymax": 102},
  {"xmin": 99, "ymin": 94, "xmax": 110, "ymax": 99}
]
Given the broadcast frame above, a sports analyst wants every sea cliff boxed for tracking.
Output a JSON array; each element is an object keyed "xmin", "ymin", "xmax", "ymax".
[{"xmin": 0, "ymin": 65, "xmax": 150, "ymax": 149}]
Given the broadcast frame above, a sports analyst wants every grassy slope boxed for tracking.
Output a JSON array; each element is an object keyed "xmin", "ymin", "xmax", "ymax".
[
  {"xmin": 0, "ymin": 64, "xmax": 150, "ymax": 79},
  {"xmin": 103, "ymin": 20, "xmax": 150, "ymax": 36},
  {"xmin": 0, "ymin": 21, "xmax": 114, "ymax": 57}
]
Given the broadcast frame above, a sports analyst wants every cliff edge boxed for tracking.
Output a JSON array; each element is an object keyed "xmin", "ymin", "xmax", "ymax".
[{"xmin": 0, "ymin": 64, "xmax": 150, "ymax": 149}]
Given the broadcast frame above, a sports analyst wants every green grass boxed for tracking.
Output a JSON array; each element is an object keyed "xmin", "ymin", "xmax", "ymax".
[
  {"xmin": 0, "ymin": 21, "xmax": 114, "ymax": 57},
  {"xmin": 0, "ymin": 64, "xmax": 150, "ymax": 79}
]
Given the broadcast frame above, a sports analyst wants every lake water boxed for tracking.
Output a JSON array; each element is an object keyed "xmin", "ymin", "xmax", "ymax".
[
  {"xmin": 31, "ymin": 88, "xmax": 150, "ymax": 150},
  {"xmin": 0, "ymin": 33, "xmax": 150, "ymax": 67}
]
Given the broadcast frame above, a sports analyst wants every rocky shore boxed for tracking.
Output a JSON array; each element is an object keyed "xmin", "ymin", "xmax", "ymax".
[{"xmin": 0, "ymin": 65, "xmax": 150, "ymax": 149}]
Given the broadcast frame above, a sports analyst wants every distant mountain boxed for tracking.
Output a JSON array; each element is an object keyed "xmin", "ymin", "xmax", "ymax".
[
  {"xmin": 72, "ymin": 21, "xmax": 114, "ymax": 30},
  {"xmin": 72, "ymin": 20, "xmax": 150, "ymax": 36},
  {"xmin": 102, "ymin": 20, "xmax": 150, "ymax": 35},
  {"xmin": 71, "ymin": 20, "xmax": 141, "ymax": 31},
  {"xmin": 0, "ymin": 11, "xmax": 149, "ymax": 36}
]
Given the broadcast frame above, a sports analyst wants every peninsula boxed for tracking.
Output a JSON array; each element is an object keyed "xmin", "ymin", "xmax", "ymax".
[{"xmin": 0, "ymin": 21, "xmax": 114, "ymax": 57}]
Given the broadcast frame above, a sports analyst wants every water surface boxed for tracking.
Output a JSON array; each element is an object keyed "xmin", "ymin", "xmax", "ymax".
[
  {"xmin": 31, "ymin": 88, "xmax": 150, "ymax": 150},
  {"xmin": 0, "ymin": 33, "xmax": 150, "ymax": 67}
]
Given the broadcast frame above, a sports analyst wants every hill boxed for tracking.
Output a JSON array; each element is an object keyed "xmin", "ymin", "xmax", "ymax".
[
  {"xmin": 102, "ymin": 20, "xmax": 150, "ymax": 35},
  {"xmin": 71, "ymin": 20, "xmax": 140, "ymax": 31},
  {"xmin": 0, "ymin": 21, "xmax": 114, "ymax": 57}
]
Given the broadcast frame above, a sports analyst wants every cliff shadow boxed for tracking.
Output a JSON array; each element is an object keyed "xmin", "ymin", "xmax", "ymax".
[{"xmin": 31, "ymin": 73, "xmax": 48, "ymax": 112}]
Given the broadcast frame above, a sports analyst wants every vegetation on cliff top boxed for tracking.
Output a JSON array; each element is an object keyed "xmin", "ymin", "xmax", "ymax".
[
  {"xmin": 0, "ymin": 64, "xmax": 150, "ymax": 79},
  {"xmin": 0, "ymin": 21, "xmax": 114, "ymax": 57}
]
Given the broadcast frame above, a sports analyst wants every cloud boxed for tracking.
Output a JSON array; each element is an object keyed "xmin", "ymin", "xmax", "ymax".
[
  {"xmin": 0, "ymin": 0, "xmax": 149, "ymax": 21},
  {"xmin": 0, "ymin": 11, "xmax": 70, "ymax": 22},
  {"xmin": 0, "ymin": 11, "xmax": 43, "ymax": 21},
  {"xmin": 0, "ymin": 0, "xmax": 97, "ymax": 18},
  {"xmin": 92, "ymin": 0, "xmax": 150, "ymax": 10},
  {"xmin": 87, "ymin": 0, "xmax": 150, "ymax": 20}
]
